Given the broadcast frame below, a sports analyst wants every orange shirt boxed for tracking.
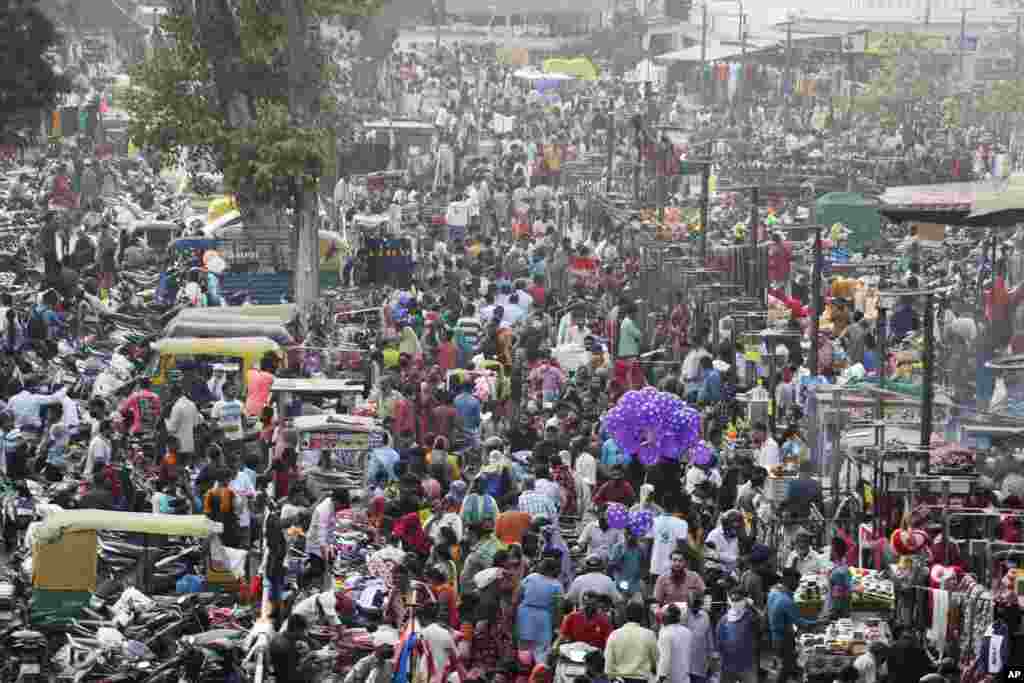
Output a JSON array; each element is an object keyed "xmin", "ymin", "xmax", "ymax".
[{"xmin": 496, "ymin": 510, "xmax": 532, "ymax": 546}]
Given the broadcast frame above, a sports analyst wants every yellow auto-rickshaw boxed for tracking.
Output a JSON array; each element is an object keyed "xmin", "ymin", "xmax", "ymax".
[{"xmin": 149, "ymin": 337, "xmax": 283, "ymax": 397}]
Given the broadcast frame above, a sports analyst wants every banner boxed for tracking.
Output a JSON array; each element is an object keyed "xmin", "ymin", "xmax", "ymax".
[{"xmin": 568, "ymin": 256, "xmax": 601, "ymax": 289}]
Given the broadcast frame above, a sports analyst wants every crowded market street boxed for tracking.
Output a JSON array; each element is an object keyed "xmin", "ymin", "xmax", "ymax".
[{"xmin": 3, "ymin": 0, "xmax": 1024, "ymax": 682}]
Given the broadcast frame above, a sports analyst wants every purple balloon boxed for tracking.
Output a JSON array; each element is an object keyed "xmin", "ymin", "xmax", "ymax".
[
  {"xmin": 603, "ymin": 390, "xmax": 702, "ymax": 465},
  {"xmin": 689, "ymin": 440, "xmax": 715, "ymax": 466},
  {"xmin": 628, "ymin": 509, "xmax": 655, "ymax": 536},
  {"xmin": 606, "ymin": 502, "xmax": 629, "ymax": 529}
]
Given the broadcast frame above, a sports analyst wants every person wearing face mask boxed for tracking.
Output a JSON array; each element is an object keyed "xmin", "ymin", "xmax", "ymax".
[
  {"xmin": 685, "ymin": 591, "xmax": 716, "ymax": 683},
  {"xmin": 716, "ymin": 587, "xmax": 760, "ymax": 683},
  {"xmin": 657, "ymin": 602, "xmax": 694, "ymax": 683},
  {"xmin": 567, "ymin": 555, "xmax": 623, "ymax": 607},
  {"xmin": 785, "ymin": 529, "xmax": 829, "ymax": 576},
  {"xmin": 704, "ymin": 510, "xmax": 743, "ymax": 574},
  {"xmin": 576, "ymin": 505, "xmax": 624, "ymax": 560},
  {"xmin": 768, "ymin": 569, "xmax": 817, "ymax": 683}
]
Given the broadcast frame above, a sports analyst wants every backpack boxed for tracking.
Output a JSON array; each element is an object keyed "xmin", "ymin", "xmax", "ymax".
[{"xmin": 27, "ymin": 307, "xmax": 47, "ymax": 341}]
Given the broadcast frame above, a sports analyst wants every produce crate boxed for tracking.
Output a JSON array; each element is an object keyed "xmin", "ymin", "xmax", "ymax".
[{"xmin": 206, "ymin": 568, "xmax": 240, "ymax": 594}]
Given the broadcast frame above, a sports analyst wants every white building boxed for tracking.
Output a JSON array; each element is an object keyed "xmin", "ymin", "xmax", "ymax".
[{"xmin": 847, "ymin": 0, "xmax": 1003, "ymax": 20}]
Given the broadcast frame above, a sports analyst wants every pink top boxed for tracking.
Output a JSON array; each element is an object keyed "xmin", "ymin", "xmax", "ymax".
[{"xmin": 245, "ymin": 369, "xmax": 274, "ymax": 417}]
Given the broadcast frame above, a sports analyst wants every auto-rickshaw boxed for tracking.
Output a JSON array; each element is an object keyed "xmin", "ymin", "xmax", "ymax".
[
  {"xmin": 174, "ymin": 304, "xmax": 298, "ymax": 323},
  {"xmin": 162, "ymin": 312, "xmax": 295, "ymax": 346},
  {"xmin": 148, "ymin": 337, "xmax": 283, "ymax": 398},
  {"xmin": 131, "ymin": 221, "xmax": 181, "ymax": 256},
  {"xmin": 279, "ymin": 412, "xmax": 390, "ymax": 497},
  {"xmin": 29, "ymin": 510, "xmax": 222, "ymax": 627}
]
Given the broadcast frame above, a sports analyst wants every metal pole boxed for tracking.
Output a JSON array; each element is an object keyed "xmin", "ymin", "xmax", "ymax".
[
  {"xmin": 1017, "ymin": 14, "xmax": 1023, "ymax": 75},
  {"xmin": 959, "ymin": 8, "xmax": 967, "ymax": 78},
  {"xmin": 701, "ymin": 2, "xmax": 709, "ymax": 105},
  {"xmin": 699, "ymin": 157, "xmax": 711, "ymax": 264},
  {"xmin": 749, "ymin": 186, "xmax": 760, "ymax": 302},
  {"xmin": 921, "ymin": 293, "xmax": 935, "ymax": 452},
  {"xmin": 784, "ymin": 20, "xmax": 793, "ymax": 128},
  {"xmin": 810, "ymin": 224, "xmax": 822, "ymax": 376},
  {"xmin": 606, "ymin": 114, "xmax": 616, "ymax": 194},
  {"xmin": 657, "ymin": 140, "xmax": 667, "ymax": 223}
]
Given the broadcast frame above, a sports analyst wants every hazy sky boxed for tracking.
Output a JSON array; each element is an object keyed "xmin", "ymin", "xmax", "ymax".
[{"xmin": 744, "ymin": 0, "xmax": 848, "ymax": 29}]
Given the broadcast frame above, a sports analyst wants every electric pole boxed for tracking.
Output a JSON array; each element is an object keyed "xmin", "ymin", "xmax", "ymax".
[
  {"xmin": 701, "ymin": 2, "xmax": 708, "ymax": 104},
  {"xmin": 1016, "ymin": 13, "xmax": 1022, "ymax": 75}
]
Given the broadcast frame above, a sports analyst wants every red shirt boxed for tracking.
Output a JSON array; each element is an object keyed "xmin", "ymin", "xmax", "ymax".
[
  {"xmin": 767, "ymin": 241, "xmax": 793, "ymax": 282},
  {"xmin": 393, "ymin": 512, "xmax": 432, "ymax": 555},
  {"xmin": 593, "ymin": 480, "xmax": 636, "ymax": 507},
  {"xmin": 559, "ymin": 610, "xmax": 613, "ymax": 649},
  {"xmin": 528, "ymin": 285, "xmax": 546, "ymax": 309}
]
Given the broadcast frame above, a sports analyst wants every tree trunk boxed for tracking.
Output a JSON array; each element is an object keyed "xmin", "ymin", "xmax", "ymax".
[
  {"xmin": 284, "ymin": 0, "xmax": 321, "ymax": 328},
  {"xmin": 170, "ymin": 0, "xmax": 284, "ymax": 279}
]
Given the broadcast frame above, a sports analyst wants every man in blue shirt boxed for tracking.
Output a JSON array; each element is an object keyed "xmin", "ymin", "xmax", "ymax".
[
  {"xmin": 368, "ymin": 447, "xmax": 400, "ymax": 490},
  {"xmin": 453, "ymin": 383, "xmax": 481, "ymax": 450},
  {"xmin": 697, "ymin": 357, "xmax": 722, "ymax": 404},
  {"xmin": 768, "ymin": 569, "xmax": 817, "ymax": 683}
]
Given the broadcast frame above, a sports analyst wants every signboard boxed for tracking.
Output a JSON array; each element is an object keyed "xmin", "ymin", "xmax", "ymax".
[
  {"xmin": 975, "ymin": 55, "xmax": 1015, "ymax": 80},
  {"xmin": 301, "ymin": 430, "xmax": 386, "ymax": 469},
  {"xmin": 864, "ymin": 32, "xmax": 947, "ymax": 56}
]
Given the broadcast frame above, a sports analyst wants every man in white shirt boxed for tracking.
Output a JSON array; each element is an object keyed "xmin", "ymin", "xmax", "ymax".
[
  {"xmin": 304, "ymin": 489, "xmax": 349, "ymax": 591},
  {"xmin": 165, "ymin": 386, "xmax": 202, "ymax": 464},
  {"xmin": 605, "ymin": 602, "xmax": 658, "ymax": 682},
  {"xmin": 83, "ymin": 419, "xmax": 112, "ymax": 478},
  {"xmin": 657, "ymin": 603, "xmax": 693, "ymax": 683},
  {"xmin": 785, "ymin": 529, "xmax": 830, "ymax": 575},
  {"xmin": 577, "ymin": 512, "xmax": 624, "ymax": 561},
  {"xmin": 650, "ymin": 511, "xmax": 689, "ymax": 578},
  {"xmin": 210, "ymin": 383, "xmax": 245, "ymax": 459},
  {"xmin": 418, "ymin": 602, "xmax": 458, "ymax": 683},
  {"xmin": 753, "ymin": 421, "xmax": 781, "ymax": 472},
  {"xmin": 704, "ymin": 510, "xmax": 742, "ymax": 574}
]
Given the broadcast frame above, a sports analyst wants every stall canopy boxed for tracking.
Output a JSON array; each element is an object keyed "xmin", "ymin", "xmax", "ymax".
[
  {"xmin": 815, "ymin": 192, "xmax": 882, "ymax": 251},
  {"xmin": 513, "ymin": 69, "xmax": 574, "ymax": 82},
  {"xmin": 543, "ymin": 57, "xmax": 599, "ymax": 81},
  {"xmin": 655, "ymin": 42, "xmax": 745, "ymax": 63},
  {"xmin": 879, "ymin": 178, "xmax": 1024, "ymax": 227}
]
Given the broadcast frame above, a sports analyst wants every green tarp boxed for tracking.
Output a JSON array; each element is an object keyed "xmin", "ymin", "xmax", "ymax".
[
  {"xmin": 29, "ymin": 589, "xmax": 92, "ymax": 628},
  {"xmin": 815, "ymin": 192, "xmax": 882, "ymax": 252}
]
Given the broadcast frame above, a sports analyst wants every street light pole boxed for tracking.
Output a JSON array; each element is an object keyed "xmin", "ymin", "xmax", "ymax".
[{"xmin": 700, "ymin": 2, "xmax": 709, "ymax": 105}]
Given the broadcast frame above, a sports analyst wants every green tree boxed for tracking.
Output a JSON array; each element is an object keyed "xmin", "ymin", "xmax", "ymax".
[
  {"xmin": 125, "ymin": 0, "xmax": 383, "ymax": 223},
  {"xmin": 978, "ymin": 79, "xmax": 1024, "ymax": 115},
  {"xmin": 0, "ymin": 1, "xmax": 69, "ymax": 136},
  {"xmin": 850, "ymin": 32, "xmax": 949, "ymax": 130}
]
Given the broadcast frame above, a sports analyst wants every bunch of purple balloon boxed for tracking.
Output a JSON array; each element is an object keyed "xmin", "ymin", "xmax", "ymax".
[{"xmin": 602, "ymin": 387, "xmax": 703, "ymax": 465}]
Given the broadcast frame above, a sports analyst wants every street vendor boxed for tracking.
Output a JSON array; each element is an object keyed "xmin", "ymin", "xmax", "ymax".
[{"xmin": 785, "ymin": 529, "xmax": 829, "ymax": 576}]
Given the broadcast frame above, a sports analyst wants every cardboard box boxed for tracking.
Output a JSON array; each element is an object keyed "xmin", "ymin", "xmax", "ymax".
[
  {"xmin": 33, "ymin": 530, "xmax": 98, "ymax": 592},
  {"xmin": 913, "ymin": 222, "xmax": 945, "ymax": 242}
]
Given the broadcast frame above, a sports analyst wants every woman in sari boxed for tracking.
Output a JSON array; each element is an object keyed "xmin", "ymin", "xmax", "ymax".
[
  {"xmin": 550, "ymin": 450, "xmax": 578, "ymax": 517},
  {"xmin": 470, "ymin": 550, "xmax": 517, "ymax": 675}
]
